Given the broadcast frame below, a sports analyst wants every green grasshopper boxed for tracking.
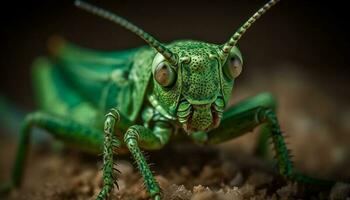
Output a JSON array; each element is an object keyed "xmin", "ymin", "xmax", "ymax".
[{"xmin": 1, "ymin": 0, "xmax": 337, "ymax": 199}]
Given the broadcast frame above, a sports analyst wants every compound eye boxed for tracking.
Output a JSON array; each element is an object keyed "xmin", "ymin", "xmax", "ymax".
[
  {"xmin": 154, "ymin": 62, "xmax": 176, "ymax": 87},
  {"xmin": 224, "ymin": 56, "xmax": 243, "ymax": 79}
]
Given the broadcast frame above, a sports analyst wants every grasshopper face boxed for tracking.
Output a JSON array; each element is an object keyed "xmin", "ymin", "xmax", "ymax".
[{"xmin": 152, "ymin": 41, "xmax": 243, "ymax": 133}]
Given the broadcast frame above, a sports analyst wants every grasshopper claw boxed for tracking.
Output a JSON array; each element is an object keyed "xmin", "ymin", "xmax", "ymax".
[{"xmin": 154, "ymin": 194, "xmax": 161, "ymax": 200}]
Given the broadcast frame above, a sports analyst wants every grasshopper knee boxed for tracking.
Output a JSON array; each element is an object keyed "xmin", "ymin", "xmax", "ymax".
[{"xmin": 255, "ymin": 92, "xmax": 277, "ymax": 111}]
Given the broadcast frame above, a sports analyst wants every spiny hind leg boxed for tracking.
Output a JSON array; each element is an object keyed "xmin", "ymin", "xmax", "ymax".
[
  {"xmin": 1, "ymin": 112, "xmax": 106, "ymax": 194},
  {"xmin": 207, "ymin": 92, "xmax": 334, "ymax": 186},
  {"xmin": 1, "ymin": 58, "xmax": 105, "ymax": 194}
]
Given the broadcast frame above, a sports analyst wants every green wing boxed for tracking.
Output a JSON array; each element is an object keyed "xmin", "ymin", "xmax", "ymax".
[{"xmin": 48, "ymin": 37, "xmax": 154, "ymax": 121}]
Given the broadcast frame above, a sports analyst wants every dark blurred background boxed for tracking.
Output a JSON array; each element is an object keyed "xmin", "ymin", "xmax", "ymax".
[{"xmin": 0, "ymin": 0, "xmax": 349, "ymax": 108}]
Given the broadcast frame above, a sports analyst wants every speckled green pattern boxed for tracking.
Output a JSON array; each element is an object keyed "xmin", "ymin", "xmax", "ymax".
[
  {"xmin": 97, "ymin": 109, "xmax": 120, "ymax": 200},
  {"xmin": 150, "ymin": 40, "xmax": 238, "ymax": 132},
  {"xmin": 175, "ymin": 42, "xmax": 221, "ymax": 101}
]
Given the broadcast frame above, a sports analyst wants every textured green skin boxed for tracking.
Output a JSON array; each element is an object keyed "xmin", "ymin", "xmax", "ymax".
[{"xmin": 1, "ymin": 0, "xmax": 337, "ymax": 199}]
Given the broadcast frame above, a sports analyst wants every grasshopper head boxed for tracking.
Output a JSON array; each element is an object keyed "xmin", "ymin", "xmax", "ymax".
[{"xmin": 151, "ymin": 41, "xmax": 243, "ymax": 133}]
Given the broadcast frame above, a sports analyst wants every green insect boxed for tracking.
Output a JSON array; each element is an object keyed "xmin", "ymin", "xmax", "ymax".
[{"xmin": 1, "ymin": 0, "xmax": 339, "ymax": 199}]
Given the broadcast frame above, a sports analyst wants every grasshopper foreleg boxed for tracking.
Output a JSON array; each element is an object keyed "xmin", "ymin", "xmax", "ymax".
[
  {"xmin": 96, "ymin": 109, "xmax": 121, "ymax": 200},
  {"xmin": 123, "ymin": 122, "xmax": 171, "ymax": 200}
]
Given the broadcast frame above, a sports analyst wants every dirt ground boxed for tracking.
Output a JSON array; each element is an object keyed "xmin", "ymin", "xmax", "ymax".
[{"xmin": 1, "ymin": 67, "xmax": 350, "ymax": 200}]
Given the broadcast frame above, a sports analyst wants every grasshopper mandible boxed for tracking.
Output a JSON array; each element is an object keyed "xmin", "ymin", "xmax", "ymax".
[{"xmin": 1, "ymin": 0, "xmax": 337, "ymax": 199}]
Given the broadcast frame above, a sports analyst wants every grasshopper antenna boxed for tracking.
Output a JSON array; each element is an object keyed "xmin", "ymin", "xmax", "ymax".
[
  {"xmin": 75, "ymin": 0, "xmax": 178, "ymax": 66},
  {"xmin": 220, "ymin": 0, "xmax": 280, "ymax": 62}
]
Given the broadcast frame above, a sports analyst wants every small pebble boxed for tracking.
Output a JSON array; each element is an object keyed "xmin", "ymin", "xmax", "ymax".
[{"xmin": 230, "ymin": 172, "xmax": 244, "ymax": 186}]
